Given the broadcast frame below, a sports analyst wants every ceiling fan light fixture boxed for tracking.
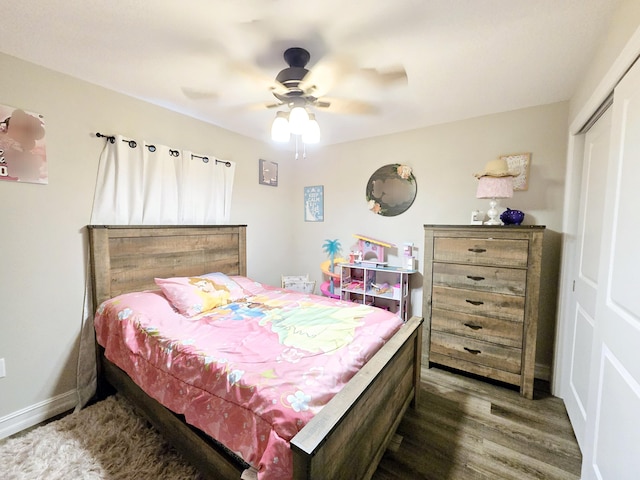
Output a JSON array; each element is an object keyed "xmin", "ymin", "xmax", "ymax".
[
  {"xmin": 288, "ymin": 106, "xmax": 309, "ymax": 134},
  {"xmin": 302, "ymin": 113, "xmax": 320, "ymax": 144},
  {"xmin": 271, "ymin": 111, "xmax": 290, "ymax": 142}
]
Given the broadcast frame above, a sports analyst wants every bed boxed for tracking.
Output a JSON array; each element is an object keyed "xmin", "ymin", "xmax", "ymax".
[{"xmin": 88, "ymin": 225, "xmax": 423, "ymax": 480}]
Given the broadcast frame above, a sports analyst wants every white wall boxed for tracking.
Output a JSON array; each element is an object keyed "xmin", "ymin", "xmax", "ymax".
[
  {"xmin": 569, "ymin": 0, "xmax": 640, "ymax": 127},
  {"xmin": 0, "ymin": 52, "xmax": 293, "ymax": 430},
  {"xmin": 292, "ymin": 102, "xmax": 569, "ymax": 376},
  {"xmin": 0, "ymin": 50, "xmax": 570, "ymax": 434}
]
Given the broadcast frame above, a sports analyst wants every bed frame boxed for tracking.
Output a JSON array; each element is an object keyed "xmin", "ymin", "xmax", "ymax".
[{"xmin": 87, "ymin": 225, "xmax": 423, "ymax": 480}]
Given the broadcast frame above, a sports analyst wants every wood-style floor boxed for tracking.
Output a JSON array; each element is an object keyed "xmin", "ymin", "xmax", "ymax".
[{"xmin": 373, "ymin": 366, "xmax": 582, "ymax": 480}]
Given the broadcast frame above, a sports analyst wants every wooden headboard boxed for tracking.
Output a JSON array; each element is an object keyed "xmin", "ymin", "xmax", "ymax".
[{"xmin": 87, "ymin": 225, "xmax": 247, "ymax": 308}]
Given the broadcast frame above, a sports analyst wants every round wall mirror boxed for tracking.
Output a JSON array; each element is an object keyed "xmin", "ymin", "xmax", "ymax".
[{"xmin": 366, "ymin": 164, "xmax": 417, "ymax": 217}]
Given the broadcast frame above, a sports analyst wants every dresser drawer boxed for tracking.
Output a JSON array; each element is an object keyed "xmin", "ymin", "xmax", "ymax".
[
  {"xmin": 432, "ymin": 285, "xmax": 525, "ymax": 322},
  {"xmin": 431, "ymin": 308, "xmax": 523, "ymax": 348},
  {"xmin": 430, "ymin": 331, "xmax": 522, "ymax": 374},
  {"xmin": 432, "ymin": 262, "xmax": 526, "ymax": 295},
  {"xmin": 434, "ymin": 237, "xmax": 529, "ymax": 267}
]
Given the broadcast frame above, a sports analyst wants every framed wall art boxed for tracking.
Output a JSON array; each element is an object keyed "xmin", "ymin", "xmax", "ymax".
[
  {"xmin": 501, "ymin": 152, "xmax": 531, "ymax": 191},
  {"xmin": 0, "ymin": 105, "xmax": 47, "ymax": 184},
  {"xmin": 259, "ymin": 159, "xmax": 278, "ymax": 186},
  {"xmin": 304, "ymin": 185, "xmax": 324, "ymax": 222}
]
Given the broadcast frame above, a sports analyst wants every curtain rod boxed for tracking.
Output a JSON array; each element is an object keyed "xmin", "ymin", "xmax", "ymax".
[
  {"xmin": 190, "ymin": 153, "xmax": 231, "ymax": 167},
  {"xmin": 95, "ymin": 132, "xmax": 231, "ymax": 167}
]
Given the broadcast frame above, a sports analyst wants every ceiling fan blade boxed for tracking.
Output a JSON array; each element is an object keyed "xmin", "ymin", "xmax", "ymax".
[
  {"xmin": 218, "ymin": 57, "xmax": 293, "ymax": 99},
  {"xmin": 299, "ymin": 55, "xmax": 407, "ymax": 98},
  {"xmin": 320, "ymin": 97, "xmax": 379, "ymax": 115},
  {"xmin": 268, "ymin": 80, "xmax": 290, "ymax": 96},
  {"xmin": 181, "ymin": 86, "xmax": 219, "ymax": 101},
  {"xmin": 359, "ymin": 65, "xmax": 408, "ymax": 86},
  {"xmin": 314, "ymin": 100, "xmax": 331, "ymax": 109},
  {"xmin": 298, "ymin": 53, "xmax": 352, "ymax": 98},
  {"xmin": 265, "ymin": 101, "xmax": 285, "ymax": 109}
]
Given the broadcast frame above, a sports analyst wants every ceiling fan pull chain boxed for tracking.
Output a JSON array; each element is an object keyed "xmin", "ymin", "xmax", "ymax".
[{"xmin": 295, "ymin": 136, "xmax": 299, "ymax": 160}]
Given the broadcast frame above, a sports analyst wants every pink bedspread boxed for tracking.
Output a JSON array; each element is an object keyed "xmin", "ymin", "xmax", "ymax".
[{"xmin": 94, "ymin": 276, "xmax": 403, "ymax": 480}]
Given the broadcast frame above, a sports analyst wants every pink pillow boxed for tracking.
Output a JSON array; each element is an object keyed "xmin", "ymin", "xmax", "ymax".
[
  {"xmin": 155, "ymin": 273, "xmax": 246, "ymax": 317},
  {"xmin": 230, "ymin": 275, "xmax": 268, "ymax": 296},
  {"xmin": 201, "ymin": 273, "xmax": 247, "ymax": 301}
]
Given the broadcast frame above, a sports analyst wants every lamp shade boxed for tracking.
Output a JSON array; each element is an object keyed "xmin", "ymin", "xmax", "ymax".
[
  {"xmin": 302, "ymin": 113, "xmax": 320, "ymax": 144},
  {"xmin": 271, "ymin": 111, "xmax": 290, "ymax": 142},
  {"xmin": 288, "ymin": 106, "xmax": 309, "ymax": 134},
  {"xmin": 476, "ymin": 176, "xmax": 514, "ymax": 199}
]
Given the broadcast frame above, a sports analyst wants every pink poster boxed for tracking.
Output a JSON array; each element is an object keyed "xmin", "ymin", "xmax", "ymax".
[{"xmin": 0, "ymin": 105, "xmax": 47, "ymax": 184}]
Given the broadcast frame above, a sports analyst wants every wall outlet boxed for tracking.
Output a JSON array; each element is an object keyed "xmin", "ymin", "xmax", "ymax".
[{"xmin": 0, "ymin": 358, "xmax": 5, "ymax": 378}]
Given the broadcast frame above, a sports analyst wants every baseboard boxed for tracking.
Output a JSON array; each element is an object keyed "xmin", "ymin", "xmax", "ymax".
[
  {"xmin": 535, "ymin": 362, "xmax": 551, "ymax": 382},
  {"xmin": 0, "ymin": 389, "xmax": 77, "ymax": 440}
]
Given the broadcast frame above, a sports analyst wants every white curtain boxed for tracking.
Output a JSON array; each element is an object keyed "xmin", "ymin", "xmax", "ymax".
[
  {"xmin": 77, "ymin": 135, "xmax": 235, "ymax": 409},
  {"xmin": 178, "ymin": 150, "xmax": 234, "ymax": 224},
  {"xmin": 91, "ymin": 135, "xmax": 235, "ymax": 224}
]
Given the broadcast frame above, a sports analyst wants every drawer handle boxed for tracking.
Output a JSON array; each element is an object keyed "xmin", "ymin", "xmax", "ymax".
[
  {"xmin": 468, "ymin": 248, "xmax": 487, "ymax": 253},
  {"xmin": 465, "ymin": 299, "xmax": 484, "ymax": 306},
  {"xmin": 464, "ymin": 323, "xmax": 483, "ymax": 331},
  {"xmin": 464, "ymin": 347, "xmax": 482, "ymax": 355},
  {"xmin": 466, "ymin": 275, "xmax": 485, "ymax": 282}
]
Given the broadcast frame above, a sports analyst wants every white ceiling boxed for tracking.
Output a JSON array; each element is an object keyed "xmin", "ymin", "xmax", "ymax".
[{"xmin": 1, "ymin": 0, "xmax": 620, "ymax": 145}]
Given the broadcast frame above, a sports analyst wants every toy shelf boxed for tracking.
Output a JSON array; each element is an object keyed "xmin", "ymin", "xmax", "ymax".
[{"xmin": 339, "ymin": 263, "xmax": 416, "ymax": 322}]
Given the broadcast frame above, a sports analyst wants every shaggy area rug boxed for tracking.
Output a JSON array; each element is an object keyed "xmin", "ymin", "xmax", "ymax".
[{"xmin": 0, "ymin": 395, "xmax": 203, "ymax": 480}]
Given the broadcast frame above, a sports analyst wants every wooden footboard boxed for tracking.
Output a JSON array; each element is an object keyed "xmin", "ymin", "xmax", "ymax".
[{"xmin": 291, "ymin": 315, "xmax": 423, "ymax": 480}]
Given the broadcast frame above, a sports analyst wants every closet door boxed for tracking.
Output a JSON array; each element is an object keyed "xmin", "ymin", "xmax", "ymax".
[
  {"xmin": 563, "ymin": 107, "xmax": 611, "ymax": 449},
  {"xmin": 581, "ymin": 59, "xmax": 640, "ymax": 480}
]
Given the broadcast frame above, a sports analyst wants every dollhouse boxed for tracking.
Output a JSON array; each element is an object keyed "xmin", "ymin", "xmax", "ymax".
[{"xmin": 352, "ymin": 234, "xmax": 395, "ymax": 264}]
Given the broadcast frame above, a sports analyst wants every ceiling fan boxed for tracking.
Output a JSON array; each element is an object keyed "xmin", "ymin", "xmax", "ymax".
[
  {"xmin": 266, "ymin": 47, "xmax": 331, "ymax": 110},
  {"xmin": 265, "ymin": 46, "xmax": 407, "ymax": 114},
  {"xmin": 266, "ymin": 46, "xmax": 407, "ymax": 145}
]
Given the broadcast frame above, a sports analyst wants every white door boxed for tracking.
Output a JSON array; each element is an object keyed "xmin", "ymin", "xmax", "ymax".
[
  {"xmin": 562, "ymin": 107, "xmax": 612, "ymax": 449},
  {"xmin": 580, "ymin": 59, "xmax": 640, "ymax": 480}
]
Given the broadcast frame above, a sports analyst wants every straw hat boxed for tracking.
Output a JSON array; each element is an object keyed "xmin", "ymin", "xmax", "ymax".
[{"xmin": 474, "ymin": 158, "xmax": 518, "ymax": 178}]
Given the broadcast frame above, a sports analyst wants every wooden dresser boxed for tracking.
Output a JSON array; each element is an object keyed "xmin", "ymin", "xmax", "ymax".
[{"xmin": 423, "ymin": 225, "xmax": 544, "ymax": 398}]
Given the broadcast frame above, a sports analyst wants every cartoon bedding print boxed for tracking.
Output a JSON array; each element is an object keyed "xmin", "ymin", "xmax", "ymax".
[{"xmin": 95, "ymin": 277, "xmax": 402, "ymax": 480}]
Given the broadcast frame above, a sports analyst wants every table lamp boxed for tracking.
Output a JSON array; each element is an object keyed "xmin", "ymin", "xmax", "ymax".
[
  {"xmin": 476, "ymin": 176, "xmax": 514, "ymax": 225},
  {"xmin": 474, "ymin": 158, "xmax": 516, "ymax": 225}
]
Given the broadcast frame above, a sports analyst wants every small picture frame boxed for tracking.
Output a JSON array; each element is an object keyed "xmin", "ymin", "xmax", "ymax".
[
  {"xmin": 304, "ymin": 185, "xmax": 324, "ymax": 222},
  {"xmin": 470, "ymin": 210, "xmax": 485, "ymax": 225},
  {"xmin": 259, "ymin": 159, "xmax": 278, "ymax": 186},
  {"xmin": 501, "ymin": 153, "xmax": 531, "ymax": 191}
]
